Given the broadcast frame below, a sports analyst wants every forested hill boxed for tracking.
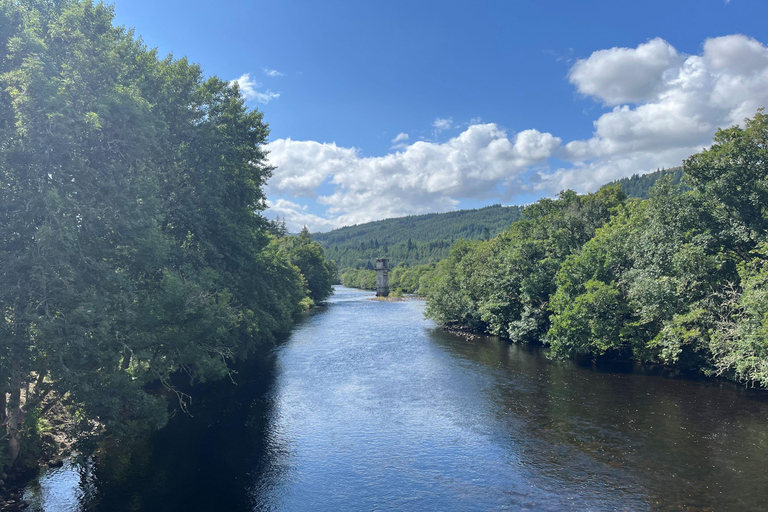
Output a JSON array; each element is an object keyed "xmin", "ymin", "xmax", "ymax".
[
  {"xmin": 315, "ymin": 203, "xmax": 526, "ymax": 245},
  {"xmin": 611, "ymin": 167, "xmax": 685, "ymax": 199},
  {"xmin": 314, "ymin": 204, "xmax": 524, "ymax": 268},
  {"xmin": 316, "ymin": 167, "xmax": 684, "ymax": 269}
]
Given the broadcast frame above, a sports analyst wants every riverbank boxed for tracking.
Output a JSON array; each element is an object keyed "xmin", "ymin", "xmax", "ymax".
[{"xmin": 0, "ymin": 389, "xmax": 74, "ymax": 510}]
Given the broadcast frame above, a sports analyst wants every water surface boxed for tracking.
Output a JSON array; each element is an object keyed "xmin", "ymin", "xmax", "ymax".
[{"xmin": 25, "ymin": 286, "xmax": 768, "ymax": 511}]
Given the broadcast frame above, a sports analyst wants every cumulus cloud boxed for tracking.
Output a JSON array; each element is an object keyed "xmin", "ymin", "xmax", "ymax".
[
  {"xmin": 230, "ymin": 73, "xmax": 280, "ymax": 103},
  {"xmin": 263, "ymin": 68, "xmax": 284, "ymax": 77},
  {"xmin": 536, "ymin": 34, "xmax": 768, "ymax": 192},
  {"xmin": 568, "ymin": 38, "xmax": 682, "ymax": 105},
  {"xmin": 266, "ymin": 124, "xmax": 560, "ymax": 231},
  {"xmin": 267, "ymin": 139, "xmax": 358, "ymax": 197}
]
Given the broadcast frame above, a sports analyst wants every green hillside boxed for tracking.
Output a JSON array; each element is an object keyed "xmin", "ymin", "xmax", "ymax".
[
  {"xmin": 613, "ymin": 167, "xmax": 685, "ymax": 199},
  {"xmin": 314, "ymin": 204, "xmax": 524, "ymax": 268}
]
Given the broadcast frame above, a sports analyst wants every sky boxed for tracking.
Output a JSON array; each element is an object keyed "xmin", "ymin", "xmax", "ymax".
[{"xmin": 112, "ymin": 0, "xmax": 768, "ymax": 232}]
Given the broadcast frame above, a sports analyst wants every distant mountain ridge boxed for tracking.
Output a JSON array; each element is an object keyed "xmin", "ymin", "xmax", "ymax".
[
  {"xmin": 314, "ymin": 167, "xmax": 683, "ymax": 269},
  {"xmin": 612, "ymin": 166, "xmax": 684, "ymax": 199},
  {"xmin": 314, "ymin": 204, "xmax": 525, "ymax": 268},
  {"xmin": 314, "ymin": 203, "xmax": 525, "ymax": 244}
]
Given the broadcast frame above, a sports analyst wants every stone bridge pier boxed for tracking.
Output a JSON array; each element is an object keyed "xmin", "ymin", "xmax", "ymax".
[{"xmin": 376, "ymin": 258, "xmax": 389, "ymax": 297}]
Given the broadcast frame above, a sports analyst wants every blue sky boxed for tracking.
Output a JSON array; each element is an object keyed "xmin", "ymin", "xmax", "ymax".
[{"xmin": 113, "ymin": 0, "xmax": 768, "ymax": 231}]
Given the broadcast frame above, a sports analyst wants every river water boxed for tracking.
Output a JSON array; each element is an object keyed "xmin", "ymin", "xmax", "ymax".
[{"xmin": 24, "ymin": 286, "xmax": 768, "ymax": 511}]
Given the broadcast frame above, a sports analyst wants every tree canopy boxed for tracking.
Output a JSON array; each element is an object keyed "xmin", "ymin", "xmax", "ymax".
[{"xmin": 0, "ymin": 0, "xmax": 330, "ymax": 470}]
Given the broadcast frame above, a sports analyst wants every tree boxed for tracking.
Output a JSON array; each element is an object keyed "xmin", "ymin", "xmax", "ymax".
[
  {"xmin": 684, "ymin": 109, "xmax": 768, "ymax": 247},
  {"xmin": 547, "ymin": 178, "xmax": 725, "ymax": 365},
  {"xmin": 0, "ymin": 0, "xmax": 309, "ymax": 469},
  {"xmin": 278, "ymin": 228, "xmax": 335, "ymax": 304},
  {"xmin": 420, "ymin": 109, "xmax": 768, "ymax": 387},
  {"xmin": 710, "ymin": 243, "xmax": 768, "ymax": 386},
  {"xmin": 424, "ymin": 185, "xmax": 627, "ymax": 341}
]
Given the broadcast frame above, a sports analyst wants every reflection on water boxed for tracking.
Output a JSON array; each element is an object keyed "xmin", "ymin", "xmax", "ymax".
[
  {"xmin": 430, "ymin": 331, "xmax": 768, "ymax": 511},
  {"xmin": 25, "ymin": 286, "xmax": 768, "ymax": 511},
  {"xmin": 24, "ymin": 461, "xmax": 91, "ymax": 511}
]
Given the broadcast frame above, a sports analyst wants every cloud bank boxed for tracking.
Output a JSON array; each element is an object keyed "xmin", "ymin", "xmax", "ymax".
[
  {"xmin": 548, "ymin": 34, "xmax": 768, "ymax": 192},
  {"xmin": 267, "ymin": 125, "xmax": 560, "ymax": 229},
  {"xmin": 266, "ymin": 34, "xmax": 768, "ymax": 231}
]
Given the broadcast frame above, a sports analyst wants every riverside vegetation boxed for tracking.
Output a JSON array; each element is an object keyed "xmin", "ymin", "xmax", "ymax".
[
  {"xmin": 0, "ymin": 0, "xmax": 334, "ymax": 487},
  {"xmin": 338, "ymin": 112, "xmax": 768, "ymax": 389}
]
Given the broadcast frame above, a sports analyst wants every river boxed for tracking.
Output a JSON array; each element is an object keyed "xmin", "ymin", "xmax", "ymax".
[{"xmin": 23, "ymin": 286, "xmax": 768, "ymax": 511}]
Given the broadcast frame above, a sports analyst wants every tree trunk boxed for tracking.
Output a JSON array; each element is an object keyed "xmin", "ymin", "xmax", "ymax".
[{"xmin": 6, "ymin": 383, "xmax": 21, "ymax": 467}]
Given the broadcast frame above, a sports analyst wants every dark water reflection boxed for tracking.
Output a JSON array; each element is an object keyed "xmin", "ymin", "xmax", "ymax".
[{"xmin": 25, "ymin": 286, "xmax": 768, "ymax": 511}]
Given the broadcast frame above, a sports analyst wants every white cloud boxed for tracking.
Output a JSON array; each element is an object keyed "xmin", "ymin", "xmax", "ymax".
[
  {"xmin": 230, "ymin": 73, "xmax": 280, "ymax": 103},
  {"xmin": 391, "ymin": 132, "xmax": 409, "ymax": 143},
  {"xmin": 703, "ymin": 34, "xmax": 768, "ymax": 76},
  {"xmin": 267, "ymin": 139, "xmax": 357, "ymax": 197},
  {"xmin": 432, "ymin": 117, "xmax": 453, "ymax": 130},
  {"xmin": 266, "ymin": 123, "xmax": 560, "ymax": 230},
  {"xmin": 390, "ymin": 132, "xmax": 410, "ymax": 149},
  {"xmin": 263, "ymin": 68, "xmax": 284, "ymax": 77},
  {"xmin": 537, "ymin": 34, "xmax": 768, "ymax": 193},
  {"xmin": 568, "ymin": 38, "xmax": 682, "ymax": 105}
]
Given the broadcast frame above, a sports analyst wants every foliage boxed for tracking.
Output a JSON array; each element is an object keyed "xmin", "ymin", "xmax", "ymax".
[
  {"xmin": 340, "ymin": 268, "xmax": 377, "ymax": 291},
  {"xmin": 275, "ymin": 227, "xmax": 336, "ymax": 305},
  {"xmin": 320, "ymin": 169, "xmax": 677, "ymax": 272},
  {"xmin": 424, "ymin": 186, "xmax": 627, "ymax": 339},
  {"xmin": 710, "ymin": 244, "xmax": 768, "ymax": 386},
  {"xmin": 684, "ymin": 109, "xmax": 768, "ymax": 253},
  {"xmin": 547, "ymin": 180, "xmax": 725, "ymax": 368},
  {"xmin": 424, "ymin": 110, "xmax": 768, "ymax": 388},
  {"xmin": 339, "ymin": 263, "xmax": 435, "ymax": 295},
  {"xmin": 0, "ymin": 0, "xmax": 328, "ymax": 469}
]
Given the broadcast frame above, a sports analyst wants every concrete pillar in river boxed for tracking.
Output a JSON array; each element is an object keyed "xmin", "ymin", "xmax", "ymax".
[{"xmin": 376, "ymin": 258, "xmax": 389, "ymax": 297}]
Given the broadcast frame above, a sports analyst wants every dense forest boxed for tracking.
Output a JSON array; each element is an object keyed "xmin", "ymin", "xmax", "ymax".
[
  {"xmin": 613, "ymin": 166, "xmax": 686, "ymax": 199},
  {"xmin": 422, "ymin": 111, "xmax": 768, "ymax": 388},
  {"xmin": 315, "ymin": 204, "xmax": 524, "ymax": 268},
  {"xmin": 0, "ymin": 0, "xmax": 333, "ymax": 475}
]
